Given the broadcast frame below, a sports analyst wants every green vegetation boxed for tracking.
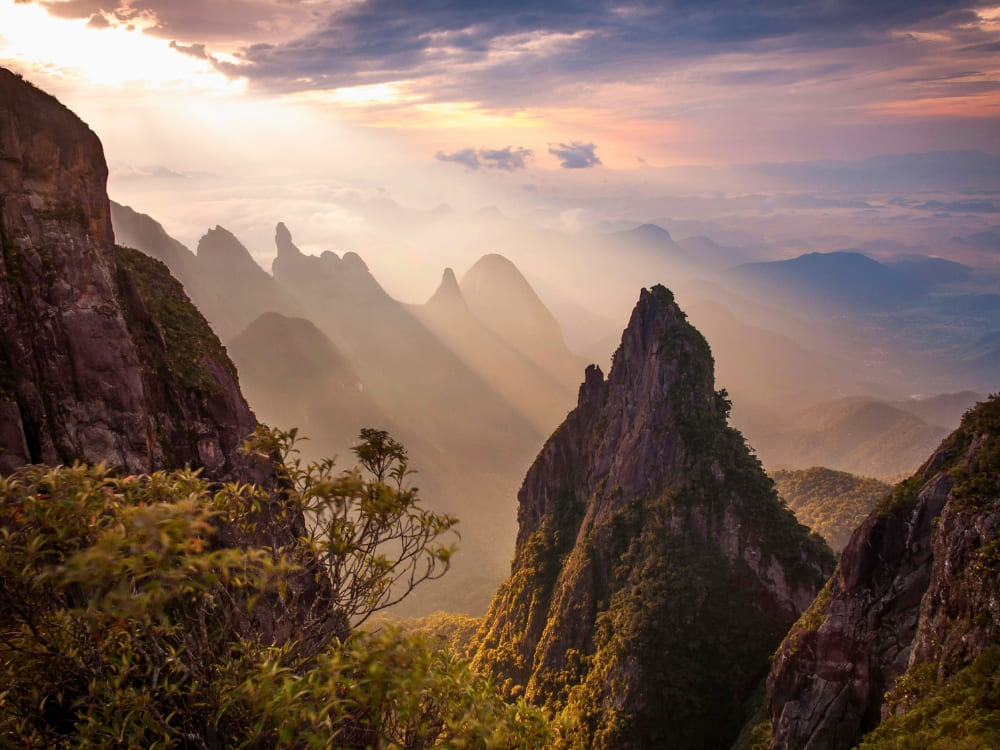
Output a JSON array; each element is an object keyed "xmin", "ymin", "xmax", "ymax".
[
  {"xmin": 114, "ymin": 244, "xmax": 234, "ymax": 394},
  {"xmin": 856, "ymin": 645, "xmax": 1000, "ymax": 748},
  {"xmin": 391, "ymin": 612, "xmax": 484, "ymax": 659},
  {"xmin": 771, "ymin": 467, "xmax": 891, "ymax": 551},
  {"xmin": 0, "ymin": 428, "xmax": 551, "ymax": 747}
]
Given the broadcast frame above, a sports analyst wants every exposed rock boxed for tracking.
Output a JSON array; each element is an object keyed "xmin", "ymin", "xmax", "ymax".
[
  {"xmin": 766, "ymin": 395, "xmax": 1000, "ymax": 749},
  {"xmin": 0, "ymin": 67, "xmax": 257, "ymax": 480},
  {"xmin": 473, "ymin": 285, "xmax": 834, "ymax": 749}
]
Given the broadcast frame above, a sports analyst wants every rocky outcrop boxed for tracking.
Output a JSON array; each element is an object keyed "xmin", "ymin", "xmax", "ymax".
[
  {"xmin": 766, "ymin": 395, "xmax": 1000, "ymax": 749},
  {"xmin": 473, "ymin": 285, "xmax": 834, "ymax": 749},
  {"xmin": 0, "ymin": 67, "xmax": 257, "ymax": 480}
]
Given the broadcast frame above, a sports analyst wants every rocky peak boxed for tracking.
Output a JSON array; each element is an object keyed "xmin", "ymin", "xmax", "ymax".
[
  {"xmin": 197, "ymin": 225, "xmax": 259, "ymax": 269},
  {"xmin": 473, "ymin": 284, "xmax": 833, "ymax": 749},
  {"xmin": 765, "ymin": 394, "xmax": 1000, "ymax": 749},
  {"xmin": 0, "ymin": 67, "xmax": 258, "ymax": 480},
  {"xmin": 425, "ymin": 267, "xmax": 467, "ymax": 312},
  {"xmin": 274, "ymin": 221, "xmax": 301, "ymax": 258}
]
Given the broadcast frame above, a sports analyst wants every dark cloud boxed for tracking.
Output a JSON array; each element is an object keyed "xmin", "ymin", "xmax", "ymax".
[
  {"xmin": 170, "ymin": 40, "xmax": 210, "ymax": 60},
  {"xmin": 436, "ymin": 146, "xmax": 533, "ymax": 171},
  {"xmin": 479, "ymin": 146, "xmax": 533, "ymax": 170},
  {"xmin": 195, "ymin": 0, "xmax": 986, "ymax": 96},
  {"xmin": 436, "ymin": 148, "xmax": 481, "ymax": 170},
  {"xmin": 914, "ymin": 199, "xmax": 999, "ymax": 212},
  {"xmin": 548, "ymin": 141, "xmax": 601, "ymax": 169}
]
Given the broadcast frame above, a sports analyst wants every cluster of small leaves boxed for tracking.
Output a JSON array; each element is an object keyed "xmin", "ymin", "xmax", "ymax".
[{"xmin": 0, "ymin": 429, "xmax": 551, "ymax": 748}]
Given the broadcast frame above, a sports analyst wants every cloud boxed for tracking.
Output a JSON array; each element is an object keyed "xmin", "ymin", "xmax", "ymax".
[
  {"xmin": 169, "ymin": 40, "xmax": 211, "ymax": 60},
  {"xmin": 436, "ymin": 148, "xmax": 481, "ymax": 170},
  {"xmin": 549, "ymin": 141, "xmax": 601, "ymax": 169},
  {"xmin": 436, "ymin": 146, "xmax": 533, "ymax": 171}
]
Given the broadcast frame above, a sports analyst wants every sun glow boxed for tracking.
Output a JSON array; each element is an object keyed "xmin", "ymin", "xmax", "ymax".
[{"xmin": 0, "ymin": 0, "xmax": 241, "ymax": 93}]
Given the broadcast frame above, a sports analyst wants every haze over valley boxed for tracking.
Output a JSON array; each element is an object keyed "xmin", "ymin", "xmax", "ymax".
[{"xmin": 2, "ymin": 1, "xmax": 999, "ymax": 747}]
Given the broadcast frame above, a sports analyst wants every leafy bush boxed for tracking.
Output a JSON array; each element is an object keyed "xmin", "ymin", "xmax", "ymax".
[{"xmin": 0, "ymin": 429, "xmax": 551, "ymax": 748}]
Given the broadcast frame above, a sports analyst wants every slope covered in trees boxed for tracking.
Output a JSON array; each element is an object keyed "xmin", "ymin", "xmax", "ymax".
[{"xmin": 771, "ymin": 467, "xmax": 892, "ymax": 552}]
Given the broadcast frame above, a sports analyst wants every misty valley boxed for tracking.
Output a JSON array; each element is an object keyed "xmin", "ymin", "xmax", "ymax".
[{"xmin": 2, "ymin": 64, "xmax": 999, "ymax": 749}]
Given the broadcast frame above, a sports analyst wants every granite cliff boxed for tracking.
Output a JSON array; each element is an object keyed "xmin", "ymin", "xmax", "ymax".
[
  {"xmin": 0, "ymin": 68, "xmax": 257, "ymax": 479},
  {"xmin": 766, "ymin": 394, "xmax": 1000, "ymax": 749},
  {"xmin": 473, "ymin": 285, "xmax": 834, "ymax": 749}
]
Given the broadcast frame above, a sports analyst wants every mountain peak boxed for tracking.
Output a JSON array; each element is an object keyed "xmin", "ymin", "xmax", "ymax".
[
  {"xmin": 197, "ymin": 225, "xmax": 257, "ymax": 268},
  {"xmin": 474, "ymin": 285, "xmax": 833, "ymax": 748},
  {"xmin": 274, "ymin": 222, "xmax": 300, "ymax": 258},
  {"xmin": 426, "ymin": 267, "xmax": 467, "ymax": 311}
]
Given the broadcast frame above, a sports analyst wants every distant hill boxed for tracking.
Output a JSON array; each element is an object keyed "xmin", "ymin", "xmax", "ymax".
[
  {"xmin": 732, "ymin": 251, "xmax": 927, "ymax": 312},
  {"xmin": 411, "ymin": 267, "xmax": 575, "ymax": 435},
  {"xmin": 749, "ymin": 398, "xmax": 949, "ymax": 480},
  {"xmin": 888, "ymin": 390, "xmax": 983, "ymax": 430},
  {"xmin": 771, "ymin": 467, "xmax": 891, "ymax": 552},
  {"xmin": 460, "ymin": 253, "xmax": 586, "ymax": 390},
  {"xmin": 228, "ymin": 312, "xmax": 388, "ymax": 461}
]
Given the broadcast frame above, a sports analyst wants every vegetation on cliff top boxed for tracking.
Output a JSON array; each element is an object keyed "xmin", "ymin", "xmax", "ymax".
[
  {"xmin": 0, "ymin": 428, "xmax": 551, "ymax": 747},
  {"xmin": 114, "ymin": 244, "xmax": 235, "ymax": 394}
]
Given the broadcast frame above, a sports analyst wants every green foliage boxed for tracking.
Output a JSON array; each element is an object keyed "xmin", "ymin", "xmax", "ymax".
[
  {"xmin": 247, "ymin": 426, "xmax": 458, "ymax": 631},
  {"xmin": 855, "ymin": 645, "xmax": 1000, "ymax": 749},
  {"xmin": 0, "ymin": 430, "xmax": 547, "ymax": 747},
  {"xmin": 390, "ymin": 611, "xmax": 484, "ymax": 659},
  {"xmin": 557, "ymin": 519, "xmax": 778, "ymax": 750},
  {"xmin": 771, "ymin": 467, "xmax": 891, "ymax": 551},
  {"xmin": 114, "ymin": 244, "xmax": 234, "ymax": 394}
]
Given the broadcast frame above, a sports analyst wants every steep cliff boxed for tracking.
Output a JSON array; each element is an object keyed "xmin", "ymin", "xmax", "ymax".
[
  {"xmin": 473, "ymin": 285, "xmax": 834, "ymax": 749},
  {"xmin": 766, "ymin": 394, "xmax": 1000, "ymax": 749},
  {"xmin": 0, "ymin": 68, "xmax": 257, "ymax": 479}
]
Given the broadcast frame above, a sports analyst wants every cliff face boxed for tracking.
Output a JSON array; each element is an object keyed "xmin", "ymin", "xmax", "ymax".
[
  {"xmin": 473, "ymin": 285, "xmax": 834, "ymax": 749},
  {"xmin": 767, "ymin": 394, "xmax": 1000, "ymax": 749},
  {"xmin": 0, "ymin": 68, "xmax": 257, "ymax": 479}
]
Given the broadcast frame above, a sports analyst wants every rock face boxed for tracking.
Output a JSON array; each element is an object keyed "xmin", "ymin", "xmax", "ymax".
[
  {"xmin": 473, "ymin": 285, "xmax": 834, "ymax": 749},
  {"xmin": 766, "ymin": 394, "xmax": 1000, "ymax": 749},
  {"xmin": 0, "ymin": 68, "xmax": 257, "ymax": 479}
]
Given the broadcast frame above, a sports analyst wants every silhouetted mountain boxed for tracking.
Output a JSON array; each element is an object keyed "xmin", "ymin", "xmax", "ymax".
[
  {"xmin": 889, "ymin": 390, "xmax": 983, "ymax": 429},
  {"xmin": 886, "ymin": 254, "xmax": 974, "ymax": 286},
  {"xmin": 228, "ymin": 312, "xmax": 388, "ymax": 461},
  {"xmin": 460, "ymin": 253, "xmax": 586, "ymax": 390},
  {"xmin": 765, "ymin": 395, "xmax": 1000, "ymax": 748},
  {"xmin": 271, "ymin": 225, "xmax": 545, "ymax": 613},
  {"xmin": 732, "ymin": 251, "xmax": 927, "ymax": 312},
  {"xmin": 412, "ymin": 267, "xmax": 575, "ymax": 435},
  {"xmin": 749, "ymin": 398, "xmax": 948, "ymax": 480},
  {"xmin": 111, "ymin": 204, "xmax": 301, "ymax": 340},
  {"xmin": 474, "ymin": 286, "xmax": 833, "ymax": 749}
]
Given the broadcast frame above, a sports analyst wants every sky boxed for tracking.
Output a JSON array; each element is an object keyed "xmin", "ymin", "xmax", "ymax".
[{"xmin": 2, "ymin": 0, "xmax": 999, "ymax": 296}]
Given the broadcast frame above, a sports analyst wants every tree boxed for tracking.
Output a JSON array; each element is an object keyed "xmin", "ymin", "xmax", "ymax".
[{"xmin": 0, "ymin": 429, "xmax": 552, "ymax": 747}]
